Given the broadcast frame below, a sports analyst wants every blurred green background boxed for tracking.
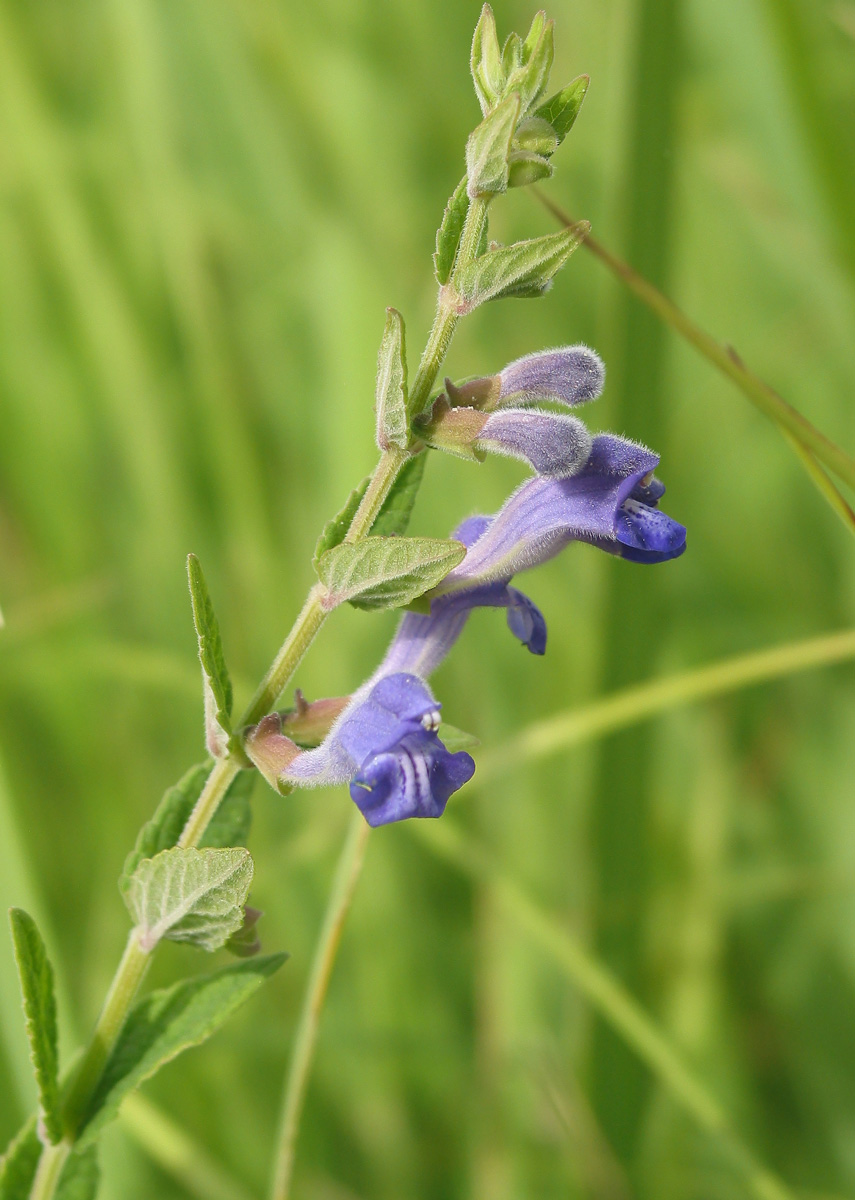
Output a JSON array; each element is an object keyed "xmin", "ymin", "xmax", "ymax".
[{"xmin": 2, "ymin": 0, "xmax": 855, "ymax": 1196}]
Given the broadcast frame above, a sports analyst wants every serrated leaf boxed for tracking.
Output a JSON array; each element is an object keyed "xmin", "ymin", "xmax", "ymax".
[
  {"xmin": 466, "ymin": 92, "xmax": 520, "ymax": 199},
  {"xmin": 434, "ymin": 176, "xmax": 468, "ymax": 285},
  {"xmin": 316, "ymin": 536, "xmax": 466, "ymax": 612},
  {"xmin": 534, "ymin": 75, "xmax": 589, "ymax": 145},
  {"xmin": 8, "ymin": 910, "xmax": 61, "ymax": 1144},
  {"xmin": 313, "ymin": 477, "xmax": 370, "ymax": 567},
  {"xmin": 125, "ymin": 847, "xmax": 253, "ymax": 952},
  {"xmin": 76, "ymin": 954, "xmax": 286, "ymax": 1151},
  {"xmin": 0, "ymin": 1122, "xmax": 98, "ymax": 1200},
  {"xmin": 370, "ymin": 454, "xmax": 426, "ymax": 537},
  {"xmin": 470, "ymin": 4, "xmax": 503, "ymax": 114},
  {"xmin": 454, "ymin": 225, "xmax": 588, "ymax": 309},
  {"xmin": 375, "ymin": 308, "xmax": 409, "ymax": 451},
  {"xmin": 187, "ymin": 555, "xmax": 233, "ymax": 757},
  {"xmin": 438, "ymin": 723, "xmax": 480, "ymax": 753},
  {"xmin": 120, "ymin": 763, "xmax": 254, "ymax": 893}
]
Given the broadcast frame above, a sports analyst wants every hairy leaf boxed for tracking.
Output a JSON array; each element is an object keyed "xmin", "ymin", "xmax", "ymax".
[
  {"xmin": 8, "ymin": 910, "xmax": 61, "ymax": 1144},
  {"xmin": 454, "ymin": 225, "xmax": 588, "ymax": 309},
  {"xmin": 316, "ymin": 536, "xmax": 466, "ymax": 611},
  {"xmin": 187, "ymin": 555, "xmax": 233, "ymax": 757},
  {"xmin": 470, "ymin": 3, "xmax": 503, "ymax": 114},
  {"xmin": 120, "ymin": 764, "xmax": 254, "ymax": 894},
  {"xmin": 375, "ymin": 308, "xmax": 409, "ymax": 450},
  {"xmin": 125, "ymin": 847, "xmax": 253, "ymax": 952},
  {"xmin": 506, "ymin": 13, "xmax": 553, "ymax": 117},
  {"xmin": 313, "ymin": 477, "xmax": 370, "ymax": 567},
  {"xmin": 370, "ymin": 454, "xmax": 426, "ymax": 537},
  {"xmin": 534, "ymin": 75, "xmax": 589, "ymax": 145},
  {"xmin": 76, "ymin": 955, "xmax": 286, "ymax": 1150},
  {"xmin": 466, "ymin": 92, "xmax": 520, "ymax": 198},
  {"xmin": 434, "ymin": 176, "xmax": 468, "ymax": 285}
]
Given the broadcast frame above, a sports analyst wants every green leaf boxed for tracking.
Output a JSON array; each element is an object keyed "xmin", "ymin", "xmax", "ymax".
[
  {"xmin": 370, "ymin": 454, "xmax": 426, "ymax": 537},
  {"xmin": 434, "ymin": 176, "xmax": 468, "ymax": 285},
  {"xmin": 0, "ymin": 1123, "xmax": 98, "ymax": 1200},
  {"xmin": 375, "ymin": 308, "xmax": 409, "ymax": 450},
  {"xmin": 501, "ymin": 31, "xmax": 522, "ymax": 77},
  {"xmin": 120, "ymin": 763, "xmax": 254, "ymax": 894},
  {"xmin": 187, "ymin": 555, "xmax": 233, "ymax": 757},
  {"xmin": 507, "ymin": 15, "xmax": 553, "ymax": 116},
  {"xmin": 465, "ymin": 92, "xmax": 520, "ymax": 199},
  {"xmin": 438, "ymin": 723, "xmax": 480, "ymax": 753},
  {"xmin": 470, "ymin": 3, "xmax": 503, "ymax": 114},
  {"xmin": 124, "ymin": 847, "xmax": 253, "ymax": 952},
  {"xmin": 8, "ymin": 910, "xmax": 61, "ymax": 1144},
  {"xmin": 533, "ymin": 75, "xmax": 589, "ymax": 145},
  {"xmin": 454, "ymin": 225, "xmax": 589, "ymax": 309},
  {"xmin": 313, "ymin": 477, "xmax": 371, "ymax": 568},
  {"xmin": 316, "ymin": 536, "xmax": 466, "ymax": 612},
  {"xmin": 76, "ymin": 954, "xmax": 286, "ymax": 1150}
]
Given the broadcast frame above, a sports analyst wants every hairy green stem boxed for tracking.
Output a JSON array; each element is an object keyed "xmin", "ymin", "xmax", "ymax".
[
  {"xmin": 535, "ymin": 190, "xmax": 855, "ymax": 495},
  {"xmin": 61, "ymin": 930, "xmax": 151, "ymax": 1137},
  {"xmin": 270, "ymin": 812, "xmax": 370, "ymax": 1200},
  {"xmin": 409, "ymin": 194, "xmax": 490, "ymax": 417}
]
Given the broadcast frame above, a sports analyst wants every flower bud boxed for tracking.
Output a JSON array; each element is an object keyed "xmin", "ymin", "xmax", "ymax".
[
  {"xmin": 243, "ymin": 714, "xmax": 300, "ymax": 795},
  {"xmin": 497, "ymin": 345, "xmax": 604, "ymax": 407}
]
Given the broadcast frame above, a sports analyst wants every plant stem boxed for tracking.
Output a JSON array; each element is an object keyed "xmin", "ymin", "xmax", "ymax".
[
  {"xmin": 28, "ymin": 1142, "xmax": 68, "ymax": 1200},
  {"xmin": 535, "ymin": 190, "xmax": 855, "ymax": 495},
  {"xmin": 409, "ymin": 194, "xmax": 490, "ymax": 417},
  {"xmin": 270, "ymin": 811, "xmax": 370, "ymax": 1200},
  {"xmin": 61, "ymin": 930, "xmax": 151, "ymax": 1138}
]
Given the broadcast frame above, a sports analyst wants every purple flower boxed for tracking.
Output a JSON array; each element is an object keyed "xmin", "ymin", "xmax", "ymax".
[
  {"xmin": 281, "ymin": 673, "xmax": 475, "ymax": 827},
  {"xmin": 476, "ymin": 408, "xmax": 592, "ymax": 476},
  {"xmin": 446, "ymin": 345, "xmax": 605, "ymax": 411},
  {"xmin": 417, "ymin": 395, "xmax": 592, "ymax": 478},
  {"xmin": 246, "ymin": 420, "xmax": 684, "ymax": 828},
  {"xmin": 434, "ymin": 433, "xmax": 686, "ymax": 597},
  {"xmin": 248, "ymin": 519, "xmax": 545, "ymax": 825}
]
